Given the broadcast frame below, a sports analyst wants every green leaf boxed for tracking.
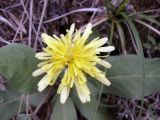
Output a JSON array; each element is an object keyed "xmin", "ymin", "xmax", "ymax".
[
  {"xmin": 137, "ymin": 14, "xmax": 160, "ymax": 26},
  {"xmin": 0, "ymin": 44, "xmax": 39, "ymax": 93},
  {"xmin": 104, "ymin": 0, "xmax": 116, "ymax": 12},
  {"xmin": 143, "ymin": 43, "xmax": 151, "ymax": 49},
  {"xmin": 73, "ymin": 95, "xmax": 113, "ymax": 120},
  {"xmin": 116, "ymin": 22, "xmax": 126, "ymax": 54},
  {"xmin": 116, "ymin": 0, "xmax": 129, "ymax": 14},
  {"xmin": 17, "ymin": 114, "xmax": 30, "ymax": 120},
  {"xmin": 101, "ymin": 55, "xmax": 160, "ymax": 98},
  {"xmin": 0, "ymin": 90, "xmax": 46, "ymax": 120},
  {"xmin": 155, "ymin": 43, "xmax": 160, "ymax": 51},
  {"xmin": 0, "ymin": 98, "xmax": 25, "ymax": 120},
  {"xmin": 124, "ymin": 17, "xmax": 145, "ymax": 118},
  {"xmin": 29, "ymin": 92, "xmax": 46, "ymax": 107},
  {"xmin": 109, "ymin": 21, "xmax": 115, "ymax": 45},
  {"xmin": 0, "ymin": 91, "xmax": 24, "ymax": 120},
  {"xmin": 148, "ymin": 35, "xmax": 156, "ymax": 45},
  {"xmin": 0, "ymin": 90, "xmax": 21, "ymax": 102},
  {"xmin": 50, "ymin": 97, "xmax": 77, "ymax": 120}
]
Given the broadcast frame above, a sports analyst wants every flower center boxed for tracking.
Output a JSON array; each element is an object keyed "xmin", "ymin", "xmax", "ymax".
[{"xmin": 64, "ymin": 50, "xmax": 74, "ymax": 65}]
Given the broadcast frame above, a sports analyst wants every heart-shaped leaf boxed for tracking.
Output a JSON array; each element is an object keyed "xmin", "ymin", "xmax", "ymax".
[
  {"xmin": 90, "ymin": 55, "xmax": 160, "ymax": 99},
  {"xmin": 50, "ymin": 96, "xmax": 77, "ymax": 120},
  {"xmin": 0, "ymin": 44, "xmax": 39, "ymax": 93}
]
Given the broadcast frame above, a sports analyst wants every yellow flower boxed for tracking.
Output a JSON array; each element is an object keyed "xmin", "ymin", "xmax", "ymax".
[{"xmin": 32, "ymin": 23, "xmax": 115, "ymax": 104}]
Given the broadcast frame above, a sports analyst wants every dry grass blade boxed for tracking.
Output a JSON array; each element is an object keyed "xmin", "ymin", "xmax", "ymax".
[
  {"xmin": 12, "ymin": 12, "xmax": 26, "ymax": 43},
  {"xmin": 0, "ymin": 16, "xmax": 17, "ymax": 32},
  {"xmin": 12, "ymin": 0, "xmax": 30, "ymax": 43},
  {"xmin": 28, "ymin": 0, "xmax": 33, "ymax": 46},
  {"xmin": 34, "ymin": 0, "xmax": 48, "ymax": 51},
  {"xmin": 18, "ymin": 94, "xmax": 25, "ymax": 115},
  {"xmin": 4, "ymin": 3, "xmax": 22, "ymax": 10},
  {"xmin": 125, "ymin": 23, "xmax": 138, "ymax": 53},
  {"xmin": 34, "ymin": 88, "xmax": 52, "ymax": 114},
  {"xmin": 20, "ymin": 0, "xmax": 42, "ymax": 47},
  {"xmin": 80, "ymin": 16, "xmax": 108, "ymax": 32},
  {"xmin": 43, "ymin": 8, "xmax": 103, "ymax": 23},
  {"xmin": 20, "ymin": 0, "xmax": 29, "ymax": 18},
  {"xmin": 128, "ymin": 8, "xmax": 160, "ymax": 17},
  {"xmin": 135, "ymin": 19, "xmax": 160, "ymax": 36},
  {"xmin": 116, "ymin": 22, "xmax": 127, "ymax": 55},
  {"xmin": 8, "ymin": 12, "xmax": 27, "ymax": 33},
  {"xmin": 0, "ymin": 37, "xmax": 11, "ymax": 44}
]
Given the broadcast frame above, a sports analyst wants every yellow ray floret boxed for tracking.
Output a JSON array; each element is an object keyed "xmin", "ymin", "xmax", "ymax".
[{"xmin": 32, "ymin": 23, "xmax": 115, "ymax": 104}]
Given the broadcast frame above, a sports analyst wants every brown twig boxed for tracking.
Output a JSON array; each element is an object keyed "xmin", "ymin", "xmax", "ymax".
[
  {"xmin": 28, "ymin": 0, "xmax": 33, "ymax": 46},
  {"xmin": 0, "ymin": 37, "xmax": 11, "ymax": 44},
  {"xmin": 20, "ymin": 0, "xmax": 42, "ymax": 47},
  {"xmin": 12, "ymin": 0, "xmax": 30, "ymax": 43},
  {"xmin": 25, "ymin": 95, "xmax": 29, "ymax": 117},
  {"xmin": 34, "ymin": 87, "xmax": 52, "ymax": 114},
  {"xmin": 18, "ymin": 94, "xmax": 25, "ymax": 115},
  {"xmin": 43, "ymin": 8, "xmax": 103, "ymax": 23},
  {"xmin": 34, "ymin": 0, "xmax": 48, "ymax": 51}
]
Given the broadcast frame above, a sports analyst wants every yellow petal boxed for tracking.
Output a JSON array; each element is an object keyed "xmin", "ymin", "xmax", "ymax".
[
  {"xmin": 38, "ymin": 83, "xmax": 48, "ymax": 92},
  {"xmin": 75, "ymin": 81, "xmax": 90, "ymax": 103},
  {"xmin": 61, "ymin": 69, "xmax": 68, "ymax": 85},
  {"xmin": 33, "ymin": 63, "xmax": 53, "ymax": 77},
  {"xmin": 37, "ymin": 74, "xmax": 49, "ymax": 92},
  {"xmin": 35, "ymin": 52, "xmax": 50, "ymax": 57},
  {"xmin": 68, "ymin": 23, "xmax": 75, "ymax": 35},
  {"xmin": 97, "ymin": 59, "xmax": 112, "ymax": 69},
  {"xmin": 82, "ymin": 37, "xmax": 99, "ymax": 51},
  {"xmin": 82, "ymin": 23, "xmax": 92, "ymax": 40},
  {"xmin": 60, "ymin": 85, "xmax": 70, "ymax": 104},
  {"xmin": 57, "ymin": 83, "xmax": 64, "ymax": 94},
  {"xmin": 32, "ymin": 68, "xmax": 45, "ymax": 77},
  {"xmin": 97, "ymin": 46, "xmax": 115, "ymax": 52},
  {"xmin": 76, "ymin": 69, "xmax": 87, "ymax": 82},
  {"xmin": 79, "ymin": 83, "xmax": 90, "ymax": 94},
  {"xmin": 70, "ymin": 78, "xmax": 75, "ymax": 88},
  {"xmin": 73, "ymin": 30, "xmax": 81, "ymax": 42},
  {"xmin": 52, "ymin": 34, "xmax": 61, "ymax": 41},
  {"xmin": 35, "ymin": 52, "xmax": 52, "ymax": 60},
  {"xmin": 78, "ymin": 23, "xmax": 92, "ymax": 46},
  {"xmin": 41, "ymin": 33, "xmax": 57, "ymax": 46},
  {"xmin": 94, "ymin": 37, "xmax": 108, "ymax": 47},
  {"xmin": 37, "ymin": 61, "xmax": 48, "ymax": 67},
  {"xmin": 75, "ymin": 82, "xmax": 87, "ymax": 103},
  {"xmin": 95, "ymin": 74, "xmax": 111, "ymax": 86},
  {"xmin": 60, "ymin": 34, "xmax": 69, "ymax": 46},
  {"xmin": 49, "ymin": 69, "xmax": 63, "ymax": 85}
]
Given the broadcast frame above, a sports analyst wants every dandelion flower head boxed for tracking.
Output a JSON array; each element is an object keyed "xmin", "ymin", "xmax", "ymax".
[{"xmin": 32, "ymin": 23, "xmax": 115, "ymax": 104}]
